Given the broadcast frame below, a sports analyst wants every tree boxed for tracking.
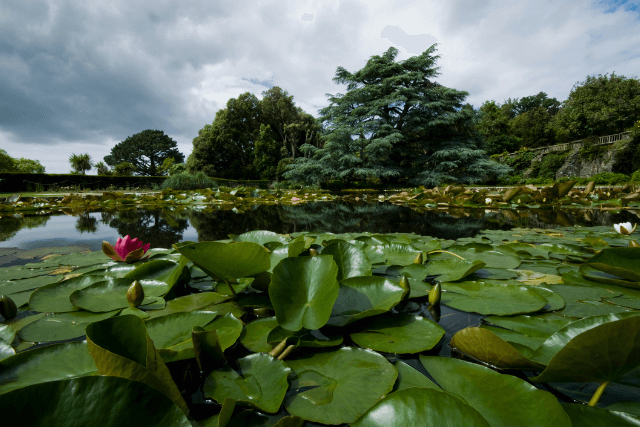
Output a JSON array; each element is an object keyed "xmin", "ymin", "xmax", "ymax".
[
  {"xmin": 286, "ymin": 45, "xmax": 511, "ymax": 187},
  {"xmin": 0, "ymin": 149, "xmax": 17, "ymax": 172},
  {"xmin": 114, "ymin": 162, "xmax": 136, "ymax": 176},
  {"xmin": 15, "ymin": 158, "xmax": 45, "ymax": 173},
  {"xmin": 475, "ymin": 100, "xmax": 522, "ymax": 154},
  {"xmin": 512, "ymin": 92, "xmax": 561, "ymax": 116},
  {"xmin": 187, "ymin": 93, "xmax": 262, "ymax": 179},
  {"xmin": 548, "ymin": 72, "xmax": 640, "ymax": 142},
  {"xmin": 95, "ymin": 162, "xmax": 112, "ymax": 176},
  {"xmin": 105, "ymin": 130, "xmax": 184, "ymax": 176},
  {"xmin": 69, "ymin": 153, "xmax": 93, "ymax": 175}
]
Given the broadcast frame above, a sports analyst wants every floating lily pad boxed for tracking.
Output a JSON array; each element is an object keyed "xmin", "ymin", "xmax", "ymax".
[
  {"xmin": 0, "ymin": 341, "xmax": 97, "ymax": 395},
  {"xmin": 321, "ymin": 241, "xmax": 372, "ymax": 280},
  {"xmin": 427, "ymin": 258, "xmax": 486, "ymax": 282},
  {"xmin": 393, "ymin": 360, "xmax": 440, "ymax": 392},
  {"xmin": 441, "ymin": 281, "xmax": 548, "ymax": 315},
  {"xmin": 352, "ymin": 387, "xmax": 491, "ymax": 427},
  {"xmin": 146, "ymin": 292, "xmax": 231, "ymax": 319},
  {"xmin": 269, "ymin": 255, "xmax": 338, "ymax": 331},
  {"xmin": 267, "ymin": 326, "xmax": 343, "ymax": 348},
  {"xmin": 69, "ymin": 278, "xmax": 160, "ymax": 312},
  {"xmin": 420, "ymin": 356, "xmax": 572, "ymax": 427},
  {"xmin": 239, "ymin": 316, "xmax": 279, "ymax": 353},
  {"xmin": 0, "ymin": 376, "xmax": 191, "ymax": 427},
  {"xmin": 204, "ymin": 353, "xmax": 291, "ymax": 413},
  {"xmin": 350, "ymin": 313, "xmax": 445, "ymax": 354},
  {"xmin": 562, "ymin": 403, "xmax": 640, "ymax": 427},
  {"xmin": 123, "ymin": 258, "xmax": 188, "ymax": 296},
  {"xmin": 532, "ymin": 315, "xmax": 640, "ymax": 383},
  {"xmin": 19, "ymin": 310, "xmax": 119, "ymax": 343},
  {"xmin": 364, "ymin": 243, "xmax": 421, "ymax": 265},
  {"xmin": 284, "ymin": 347, "xmax": 397, "ymax": 425},
  {"xmin": 230, "ymin": 230, "xmax": 289, "ymax": 246},
  {"xmin": 173, "ymin": 241, "xmax": 271, "ymax": 281},
  {"xmin": 29, "ymin": 274, "xmax": 106, "ymax": 313},
  {"xmin": 327, "ymin": 276, "xmax": 404, "ymax": 327}
]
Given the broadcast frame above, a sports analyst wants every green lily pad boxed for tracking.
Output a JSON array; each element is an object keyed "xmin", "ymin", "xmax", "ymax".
[
  {"xmin": 269, "ymin": 238, "xmax": 308, "ymax": 272},
  {"xmin": 204, "ymin": 353, "xmax": 291, "ymax": 413},
  {"xmin": 29, "ymin": 274, "xmax": 106, "ymax": 313},
  {"xmin": 284, "ymin": 347, "xmax": 397, "ymax": 425},
  {"xmin": 350, "ymin": 313, "xmax": 445, "ymax": 354},
  {"xmin": 146, "ymin": 292, "xmax": 231, "ymax": 319},
  {"xmin": 353, "ymin": 386, "xmax": 491, "ymax": 427},
  {"xmin": 562, "ymin": 403, "xmax": 640, "ymax": 427},
  {"xmin": 441, "ymin": 281, "xmax": 548, "ymax": 315},
  {"xmin": 393, "ymin": 360, "xmax": 440, "ymax": 392},
  {"xmin": 321, "ymin": 241, "xmax": 372, "ymax": 281},
  {"xmin": 0, "ymin": 341, "xmax": 97, "ymax": 395},
  {"xmin": 327, "ymin": 276, "xmax": 404, "ymax": 327},
  {"xmin": 123, "ymin": 258, "xmax": 188, "ymax": 296},
  {"xmin": 69, "ymin": 278, "xmax": 160, "ymax": 313},
  {"xmin": 230, "ymin": 230, "xmax": 289, "ymax": 246},
  {"xmin": 427, "ymin": 258, "xmax": 486, "ymax": 282},
  {"xmin": 585, "ymin": 247, "xmax": 640, "ymax": 282},
  {"xmin": 239, "ymin": 317, "xmax": 279, "ymax": 353},
  {"xmin": 269, "ymin": 255, "xmax": 338, "ymax": 331},
  {"xmin": 145, "ymin": 310, "xmax": 218, "ymax": 361},
  {"xmin": 85, "ymin": 315, "xmax": 189, "ymax": 416},
  {"xmin": 532, "ymin": 315, "xmax": 640, "ymax": 383},
  {"xmin": 0, "ymin": 376, "xmax": 191, "ymax": 426},
  {"xmin": 0, "ymin": 324, "xmax": 16, "ymax": 344},
  {"xmin": 267, "ymin": 326, "xmax": 343, "ymax": 348},
  {"xmin": 437, "ymin": 244, "xmax": 521, "ymax": 269},
  {"xmin": 0, "ymin": 274, "xmax": 62, "ymax": 295},
  {"xmin": 19, "ymin": 310, "xmax": 119, "ymax": 343},
  {"xmin": 173, "ymin": 241, "xmax": 271, "ymax": 281},
  {"xmin": 420, "ymin": 356, "xmax": 572, "ymax": 427},
  {"xmin": 364, "ymin": 243, "xmax": 422, "ymax": 265}
]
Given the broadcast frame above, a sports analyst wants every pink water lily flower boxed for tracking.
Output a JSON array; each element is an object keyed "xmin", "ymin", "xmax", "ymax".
[{"xmin": 102, "ymin": 235, "xmax": 150, "ymax": 263}]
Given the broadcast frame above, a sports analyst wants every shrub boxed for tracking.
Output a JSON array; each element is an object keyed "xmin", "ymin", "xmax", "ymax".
[
  {"xmin": 631, "ymin": 170, "xmax": 640, "ymax": 183},
  {"xmin": 161, "ymin": 172, "xmax": 218, "ymax": 190}
]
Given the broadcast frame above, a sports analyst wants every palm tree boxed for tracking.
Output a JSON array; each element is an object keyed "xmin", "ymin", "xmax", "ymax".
[{"xmin": 69, "ymin": 153, "xmax": 93, "ymax": 175}]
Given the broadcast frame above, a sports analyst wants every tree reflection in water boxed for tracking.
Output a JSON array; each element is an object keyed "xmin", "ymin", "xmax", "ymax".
[
  {"xmin": 100, "ymin": 209, "xmax": 189, "ymax": 248},
  {"xmin": 1, "ymin": 202, "xmax": 639, "ymax": 248}
]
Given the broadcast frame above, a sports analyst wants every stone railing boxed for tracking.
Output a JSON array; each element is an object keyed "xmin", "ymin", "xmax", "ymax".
[{"xmin": 500, "ymin": 131, "xmax": 631, "ymax": 159}]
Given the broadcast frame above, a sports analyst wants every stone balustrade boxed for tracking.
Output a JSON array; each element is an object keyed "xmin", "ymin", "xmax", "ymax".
[{"xmin": 499, "ymin": 131, "xmax": 631, "ymax": 159}]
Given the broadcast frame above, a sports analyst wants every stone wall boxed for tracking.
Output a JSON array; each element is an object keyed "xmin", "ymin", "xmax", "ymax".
[{"xmin": 555, "ymin": 140, "xmax": 629, "ymax": 179}]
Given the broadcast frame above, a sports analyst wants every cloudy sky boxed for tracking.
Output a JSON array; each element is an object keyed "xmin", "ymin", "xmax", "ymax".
[{"xmin": 2, "ymin": 0, "xmax": 639, "ymax": 174}]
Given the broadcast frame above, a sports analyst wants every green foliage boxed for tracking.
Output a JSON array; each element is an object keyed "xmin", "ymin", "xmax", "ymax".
[
  {"xmin": 160, "ymin": 172, "xmax": 218, "ymax": 191},
  {"xmin": 113, "ymin": 162, "xmax": 136, "ymax": 176},
  {"xmin": 0, "ymin": 149, "xmax": 17, "ymax": 172},
  {"xmin": 529, "ymin": 151, "xmax": 570, "ymax": 181},
  {"xmin": 105, "ymin": 130, "xmax": 184, "ymax": 176},
  {"xmin": 613, "ymin": 134, "xmax": 640, "ymax": 175},
  {"xmin": 286, "ymin": 46, "xmax": 510, "ymax": 187},
  {"xmin": 68, "ymin": 153, "xmax": 93, "ymax": 175},
  {"xmin": 578, "ymin": 136, "xmax": 609, "ymax": 162},
  {"xmin": 509, "ymin": 106, "xmax": 557, "ymax": 149},
  {"xmin": 94, "ymin": 162, "xmax": 112, "ymax": 176},
  {"xmin": 503, "ymin": 149, "xmax": 536, "ymax": 175},
  {"xmin": 548, "ymin": 72, "xmax": 640, "ymax": 141},
  {"xmin": 631, "ymin": 169, "xmax": 640, "ymax": 183},
  {"xmin": 14, "ymin": 158, "xmax": 45, "ymax": 174}
]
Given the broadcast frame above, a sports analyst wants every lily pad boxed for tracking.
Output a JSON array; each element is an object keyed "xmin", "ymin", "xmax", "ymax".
[
  {"xmin": 269, "ymin": 255, "xmax": 339, "ymax": 331},
  {"xmin": 239, "ymin": 316, "xmax": 279, "ymax": 353},
  {"xmin": 69, "ymin": 278, "xmax": 160, "ymax": 312},
  {"xmin": 350, "ymin": 313, "xmax": 445, "ymax": 354},
  {"xmin": 321, "ymin": 241, "xmax": 372, "ymax": 280},
  {"xmin": 532, "ymin": 315, "xmax": 640, "ymax": 383},
  {"xmin": 441, "ymin": 281, "xmax": 548, "ymax": 315},
  {"xmin": 19, "ymin": 310, "xmax": 119, "ymax": 343},
  {"xmin": 420, "ymin": 356, "xmax": 572, "ymax": 427},
  {"xmin": 393, "ymin": 360, "xmax": 440, "ymax": 392},
  {"xmin": 174, "ymin": 241, "xmax": 271, "ymax": 281},
  {"xmin": 29, "ymin": 274, "xmax": 106, "ymax": 313},
  {"xmin": 562, "ymin": 403, "xmax": 640, "ymax": 427},
  {"xmin": 284, "ymin": 347, "xmax": 397, "ymax": 425},
  {"xmin": 427, "ymin": 258, "xmax": 486, "ymax": 282},
  {"xmin": 352, "ymin": 387, "xmax": 491, "ymax": 427},
  {"xmin": 230, "ymin": 230, "xmax": 289, "ymax": 246},
  {"xmin": 0, "ymin": 376, "xmax": 191, "ymax": 426},
  {"xmin": 327, "ymin": 276, "xmax": 404, "ymax": 327},
  {"xmin": 204, "ymin": 353, "xmax": 291, "ymax": 413},
  {"xmin": 0, "ymin": 341, "xmax": 97, "ymax": 395}
]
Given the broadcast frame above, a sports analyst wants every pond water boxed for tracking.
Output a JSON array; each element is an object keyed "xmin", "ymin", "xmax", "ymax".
[{"xmin": 2, "ymin": 200, "xmax": 638, "ymax": 257}]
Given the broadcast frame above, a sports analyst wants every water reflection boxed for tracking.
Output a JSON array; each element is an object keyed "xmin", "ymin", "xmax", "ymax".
[{"xmin": 1, "ymin": 202, "xmax": 639, "ymax": 249}]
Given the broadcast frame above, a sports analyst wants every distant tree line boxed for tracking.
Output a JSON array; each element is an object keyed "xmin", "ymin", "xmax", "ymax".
[
  {"xmin": 0, "ymin": 149, "xmax": 45, "ymax": 173},
  {"xmin": 183, "ymin": 45, "xmax": 640, "ymax": 187}
]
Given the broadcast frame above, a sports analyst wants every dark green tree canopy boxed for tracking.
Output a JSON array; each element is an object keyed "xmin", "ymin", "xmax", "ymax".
[
  {"xmin": 286, "ymin": 45, "xmax": 511, "ymax": 187},
  {"xmin": 549, "ymin": 72, "xmax": 640, "ymax": 141},
  {"xmin": 105, "ymin": 130, "xmax": 184, "ymax": 176}
]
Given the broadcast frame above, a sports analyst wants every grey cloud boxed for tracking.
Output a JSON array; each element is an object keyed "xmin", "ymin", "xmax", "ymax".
[{"xmin": 380, "ymin": 25, "xmax": 437, "ymax": 55}]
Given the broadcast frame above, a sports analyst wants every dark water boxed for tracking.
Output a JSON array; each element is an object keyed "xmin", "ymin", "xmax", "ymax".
[{"xmin": 2, "ymin": 201, "xmax": 639, "ymax": 256}]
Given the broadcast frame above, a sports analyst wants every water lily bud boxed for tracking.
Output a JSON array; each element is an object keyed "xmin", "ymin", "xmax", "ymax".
[
  {"xmin": 309, "ymin": 248, "xmax": 320, "ymax": 257},
  {"xmin": 413, "ymin": 252, "xmax": 424, "ymax": 264},
  {"xmin": 630, "ymin": 240, "xmax": 640, "ymax": 248},
  {"xmin": 429, "ymin": 283, "xmax": 441, "ymax": 306},
  {"xmin": 127, "ymin": 280, "xmax": 144, "ymax": 307},
  {"xmin": 399, "ymin": 275, "xmax": 411, "ymax": 300},
  {"xmin": 0, "ymin": 295, "xmax": 18, "ymax": 320}
]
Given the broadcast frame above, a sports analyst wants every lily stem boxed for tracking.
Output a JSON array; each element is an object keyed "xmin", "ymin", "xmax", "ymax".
[
  {"xmin": 224, "ymin": 279, "xmax": 237, "ymax": 297},
  {"xmin": 588, "ymin": 381, "xmax": 609, "ymax": 407},
  {"xmin": 427, "ymin": 250, "xmax": 466, "ymax": 260},
  {"xmin": 277, "ymin": 344, "xmax": 296, "ymax": 361},
  {"xmin": 269, "ymin": 338, "xmax": 288, "ymax": 358}
]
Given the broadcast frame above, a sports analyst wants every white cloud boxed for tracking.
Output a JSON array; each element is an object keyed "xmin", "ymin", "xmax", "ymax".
[{"xmin": 1, "ymin": 0, "xmax": 639, "ymax": 173}]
